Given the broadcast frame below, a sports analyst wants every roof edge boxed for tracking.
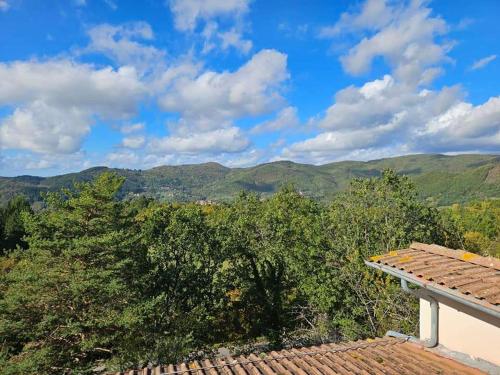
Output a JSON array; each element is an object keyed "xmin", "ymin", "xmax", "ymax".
[{"xmin": 365, "ymin": 260, "xmax": 500, "ymax": 319}]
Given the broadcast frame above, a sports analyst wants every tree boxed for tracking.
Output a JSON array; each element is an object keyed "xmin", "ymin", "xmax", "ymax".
[
  {"xmin": 442, "ymin": 199, "xmax": 500, "ymax": 257},
  {"xmin": 298, "ymin": 170, "xmax": 450, "ymax": 340},
  {"xmin": 0, "ymin": 196, "xmax": 32, "ymax": 253},
  {"xmin": 0, "ymin": 170, "xmax": 466, "ymax": 373},
  {"xmin": 0, "ymin": 173, "xmax": 146, "ymax": 373},
  {"xmin": 129, "ymin": 202, "xmax": 224, "ymax": 365},
  {"xmin": 212, "ymin": 188, "xmax": 324, "ymax": 344}
]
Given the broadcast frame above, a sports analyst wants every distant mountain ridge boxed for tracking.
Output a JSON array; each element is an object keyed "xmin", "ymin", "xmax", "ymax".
[{"xmin": 1, "ymin": 154, "xmax": 499, "ymax": 206}]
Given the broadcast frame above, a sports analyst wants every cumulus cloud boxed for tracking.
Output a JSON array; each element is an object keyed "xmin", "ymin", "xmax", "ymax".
[
  {"xmin": 223, "ymin": 148, "xmax": 266, "ymax": 167},
  {"xmin": 201, "ymin": 21, "xmax": 253, "ymax": 54},
  {"xmin": 251, "ymin": 106, "xmax": 300, "ymax": 134},
  {"xmin": 285, "ymin": 129, "xmax": 381, "ymax": 155},
  {"xmin": 283, "ymin": 74, "xmax": 500, "ymax": 163},
  {"xmin": 121, "ymin": 122, "xmax": 145, "ymax": 134},
  {"xmin": 0, "ymin": 60, "xmax": 145, "ymax": 154},
  {"xmin": 418, "ymin": 96, "xmax": 500, "ymax": 151},
  {"xmin": 149, "ymin": 127, "xmax": 249, "ymax": 154},
  {"xmin": 319, "ymin": 0, "xmax": 393, "ymax": 37},
  {"xmin": 470, "ymin": 55, "xmax": 496, "ymax": 71},
  {"xmin": 218, "ymin": 28, "xmax": 253, "ymax": 54},
  {"xmin": 169, "ymin": 0, "xmax": 249, "ymax": 32},
  {"xmin": 122, "ymin": 135, "xmax": 146, "ymax": 149},
  {"xmin": 0, "ymin": 61, "xmax": 144, "ymax": 117},
  {"xmin": 0, "ymin": 151, "xmax": 91, "ymax": 175},
  {"xmin": 318, "ymin": 75, "xmax": 460, "ymax": 131},
  {"xmin": 282, "ymin": 0, "xmax": 500, "ymax": 164},
  {"xmin": 321, "ymin": 0, "xmax": 449, "ymax": 85},
  {"xmin": 169, "ymin": 0, "xmax": 252, "ymax": 54},
  {"xmin": 83, "ymin": 22, "xmax": 166, "ymax": 75},
  {"xmin": 106, "ymin": 150, "xmax": 141, "ymax": 167},
  {"xmin": 158, "ymin": 49, "xmax": 288, "ymax": 131},
  {"xmin": 0, "ymin": 101, "xmax": 90, "ymax": 154},
  {"xmin": 148, "ymin": 49, "xmax": 289, "ymax": 155}
]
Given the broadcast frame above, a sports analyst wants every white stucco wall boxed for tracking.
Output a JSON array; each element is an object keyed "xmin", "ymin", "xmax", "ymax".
[{"xmin": 420, "ymin": 296, "xmax": 500, "ymax": 365}]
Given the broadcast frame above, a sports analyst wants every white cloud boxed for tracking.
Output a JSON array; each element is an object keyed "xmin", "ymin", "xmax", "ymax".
[
  {"xmin": 218, "ymin": 28, "xmax": 253, "ymax": 54},
  {"xmin": 169, "ymin": 0, "xmax": 249, "ymax": 32},
  {"xmin": 106, "ymin": 150, "xmax": 141, "ymax": 167},
  {"xmin": 318, "ymin": 75, "xmax": 460, "ymax": 131},
  {"xmin": 84, "ymin": 22, "xmax": 165, "ymax": 75},
  {"xmin": 470, "ymin": 55, "xmax": 496, "ymax": 71},
  {"xmin": 0, "ymin": 101, "xmax": 90, "ymax": 154},
  {"xmin": 319, "ymin": 0, "xmax": 393, "ymax": 37},
  {"xmin": 122, "ymin": 135, "xmax": 146, "ymax": 149},
  {"xmin": 0, "ymin": 60, "xmax": 144, "ymax": 117},
  {"xmin": 169, "ymin": 0, "xmax": 252, "ymax": 54},
  {"xmin": 285, "ymin": 129, "xmax": 381, "ymax": 155},
  {"xmin": 149, "ymin": 49, "xmax": 289, "ymax": 155},
  {"xmin": 223, "ymin": 148, "xmax": 266, "ymax": 167},
  {"xmin": 251, "ymin": 106, "xmax": 300, "ymax": 134},
  {"xmin": 284, "ymin": 0, "xmax": 500, "ymax": 164},
  {"xmin": 418, "ymin": 96, "xmax": 500, "ymax": 151},
  {"xmin": 149, "ymin": 127, "xmax": 249, "ymax": 154},
  {"xmin": 158, "ymin": 49, "xmax": 288, "ymax": 132},
  {"xmin": 121, "ymin": 122, "xmax": 145, "ymax": 134},
  {"xmin": 0, "ymin": 0, "xmax": 9, "ymax": 11},
  {"xmin": 283, "ymin": 74, "xmax": 500, "ymax": 163},
  {"xmin": 0, "ymin": 151, "xmax": 91, "ymax": 175},
  {"xmin": 0, "ymin": 60, "xmax": 145, "ymax": 154},
  {"xmin": 200, "ymin": 22, "xmax": 252, "ymax": 54},
  {"xmin": 322, "ymin": 0, "xmax": 449, "ymax": 85}
]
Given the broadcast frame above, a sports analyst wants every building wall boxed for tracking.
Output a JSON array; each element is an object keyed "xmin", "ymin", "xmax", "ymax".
[{"xmin": 420, "ymin": 296, "xmax": 500, "ymax": 365}]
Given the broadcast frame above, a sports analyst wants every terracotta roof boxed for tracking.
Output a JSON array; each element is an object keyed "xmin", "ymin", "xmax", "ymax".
[
  {"xmin": 114, "ymin": 337, "xmax": 485, "ymax": 375},
  {"xmin": 367, "ymin": 242, "xmax": 500, "ymax": 310}
]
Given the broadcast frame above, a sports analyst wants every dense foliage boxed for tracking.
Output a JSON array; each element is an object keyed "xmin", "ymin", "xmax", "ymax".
[
  {"xmin": 0, "ymin": 170, "xmax": 497, "ymax": 373},
  {"xmin": 441, "ymin": 199, "xmax": 500, "ymax": 257},
  {"xmin": 0, "ymin": 195, "xmax": 32, "ymax": 254}
]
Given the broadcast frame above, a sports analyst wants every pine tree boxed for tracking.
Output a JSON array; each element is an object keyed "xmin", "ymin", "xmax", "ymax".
[{"xmin": 0, "ymin": 173, "xmax": 146, "ymax": 373}]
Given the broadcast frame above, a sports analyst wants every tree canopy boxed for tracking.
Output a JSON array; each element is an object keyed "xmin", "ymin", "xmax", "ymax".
[{"xmin": 0, "ymin": 170, "xmax": 496, "ymax": 374}]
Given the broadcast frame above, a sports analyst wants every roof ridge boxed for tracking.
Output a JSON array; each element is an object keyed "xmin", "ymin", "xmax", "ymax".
[{"xmin": 410, "ymin": 242, "xmax": 500, "ymax": 271}]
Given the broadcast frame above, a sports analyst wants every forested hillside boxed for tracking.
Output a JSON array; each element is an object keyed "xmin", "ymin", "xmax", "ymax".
[{"xmin": 1, "ymin": 154, "xmax": 499, "ymax": 206}]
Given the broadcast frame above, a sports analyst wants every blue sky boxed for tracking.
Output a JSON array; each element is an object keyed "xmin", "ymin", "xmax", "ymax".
[{"xmin": 0, "ymin": 0, "xmax": 499, "ymax": 176}]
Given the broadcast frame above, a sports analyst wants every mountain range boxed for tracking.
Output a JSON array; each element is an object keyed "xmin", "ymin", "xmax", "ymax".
[{"xmin": 1, "ymin": 154, "xmax": 499, "ymax": 206}]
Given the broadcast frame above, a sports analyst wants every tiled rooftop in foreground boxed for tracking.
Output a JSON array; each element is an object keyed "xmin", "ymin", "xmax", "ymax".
[
  {"xmin": 115, "ymin": 337, "xmax": 484, "ymax": 375},
  {"xmin": 366, "ymin": 242, "xmax": 500, "ymax": 311}
]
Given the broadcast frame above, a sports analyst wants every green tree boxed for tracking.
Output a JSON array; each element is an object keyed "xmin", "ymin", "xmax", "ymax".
[
  {"xmin": 0, "ymin": 173, "xmax": 146, "ymax": 374},
  {"xmin": 0, "ymin": 170, "xmax": 467, "ymax": 373},
  {"xmin": 0, "ymin": 196, "xmax": 32, "ymax": 253},
  {"xmin": 127, "ymin": 202, "xmax": 224, "ymax": 365},
  {"xmin": 213, "ymin": 188, "xmax": 324, "ymax": 344},
  {"xmin": 442, "ymin": 199, "xmax": 500, "ymax": 257},
  {"xmin": 298, "ymin": 170, "xmax": 450, "ymax": 340}
]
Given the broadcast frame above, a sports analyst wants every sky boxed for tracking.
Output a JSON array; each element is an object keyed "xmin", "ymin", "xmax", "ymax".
[{"xmin": 0, "ymin": 0, "xmax": 499, "ymax": 177}]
